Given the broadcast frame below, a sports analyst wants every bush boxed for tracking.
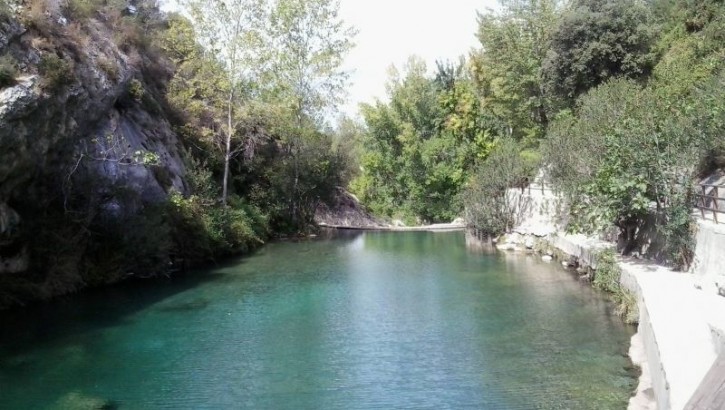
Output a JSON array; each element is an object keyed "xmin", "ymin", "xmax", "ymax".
[
  {"xmin": 593, "ymin": 249, "xmax": 639, "ymax": 325},
  {"xmin": 65, "ymin": 0, "xmax": 102, "ymax": 20},
  {"xmin": 166, "ymin": 192, "xmax": 268, "ymax": 265},
  {"xmin": 543, "ymin": 78, "xmax": 707, "ymax": 268},
  {"xmin": 593, "ymin": 249, "xmax": 621, "ymax": 293},
  {"xmin": 38, "ymin": 54, "xmax": 74, "ymax": 91},
  {"xmin": 0, "ymin": 54, "xmax": 17, "ymax": 88},
  {"xmin": 128, "ymin": 78, "xmax": 145, "ymax": 101},
  {"xmin": 463, "ymin": 138, "xmax": 535, "ymax": 237},
  {"xmin": 659, "ymin": 192, "xmax": 696, "ymax": 270},
  {"xmin": 97, "ymin": 56, "xmax": 119, "ymax": 79}
]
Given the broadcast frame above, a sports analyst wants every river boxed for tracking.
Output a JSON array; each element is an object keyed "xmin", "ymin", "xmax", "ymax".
[{"xmin": 0, "ymin": 231, "xmax": 636, "ymax": 409}]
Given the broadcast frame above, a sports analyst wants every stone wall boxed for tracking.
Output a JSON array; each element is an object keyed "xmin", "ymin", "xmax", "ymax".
[{"xmin": 691, "ymin": 219, "xmax": 725, "ymax": 296}]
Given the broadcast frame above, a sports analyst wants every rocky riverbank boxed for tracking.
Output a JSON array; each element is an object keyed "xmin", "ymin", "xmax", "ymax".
[{"xmin": 314, "ymin": 188, "xmax": 466, "ymax": 232}]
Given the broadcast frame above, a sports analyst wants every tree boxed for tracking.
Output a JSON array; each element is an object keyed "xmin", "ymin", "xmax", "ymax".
[
  {"xmin": 266, "ymin": 0, "xmax": 356, "ymax": 126},
  {"xmin": 352, "ymin": 57, "xmax": 494, "ymax": 223},
  {"xmin": 180, "ymin": 0, "xmax": 266, "ymax": 205},
  {"xmin": 472, "ymin": 0, "xmax": 560, "ymax": 145},
  {"xmin": 542, "ymin": 0, "xmax": 655, "ymax": 107},
  {"xmin": 264, "ymin": 0, "xmax": 356, "ymax": 226}
]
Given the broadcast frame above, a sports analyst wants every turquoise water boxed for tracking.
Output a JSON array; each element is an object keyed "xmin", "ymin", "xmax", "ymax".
[{"xmin": 0, "ymin": 231, "xmax": 636, "ymax": 409}]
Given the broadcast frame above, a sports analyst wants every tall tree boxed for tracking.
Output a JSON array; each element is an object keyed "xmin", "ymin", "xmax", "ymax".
[
  {"xmin": 265, "ymin": 0, "xmax": 356, "ymax": 225},
  {"xmin": 266, "ymin": 0, "xmax": 356, "ymax": 126},
  {"xmin": 472, "ymin": 0, "xmax": 560, "ymax": 145},
  {"xmin": 181, "ymin": 0, "xmax": 266, "ymax": 204}
]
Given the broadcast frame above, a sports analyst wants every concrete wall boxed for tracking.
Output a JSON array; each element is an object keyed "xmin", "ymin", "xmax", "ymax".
[{"xmin": 691, "ymin": 219, "xmax": 725, "ymax": 296}]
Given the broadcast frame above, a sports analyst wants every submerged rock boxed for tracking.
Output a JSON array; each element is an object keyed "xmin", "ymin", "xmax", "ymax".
[{"xmin": 52, "ymin": 392, "xmax": 118, "ymax": 410}]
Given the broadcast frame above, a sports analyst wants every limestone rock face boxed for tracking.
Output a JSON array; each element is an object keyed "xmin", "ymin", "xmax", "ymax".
[
  {"xmin": 0, "ymin": 9, "xmax": 187, "ymax": 283},
  {"xmin": 315, "ymin": 188, "xmax": 384, "ymax": 228}
]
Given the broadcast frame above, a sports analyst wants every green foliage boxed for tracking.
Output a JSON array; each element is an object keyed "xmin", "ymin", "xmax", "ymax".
[
  {"xmin": 167, "ymin": 192, "xmax": 266, "ymax": 261},
  {"xmin": 38, "ymin": 54, "xmax": 73, "ymax": 91},
  {"xmin": 267, "ymin": 0, "xmax": 357, "ymax": 125},
  {"xmin": 464, "ymin": 138, "xmax": 537, "ymax": 236},
  {"xmin": 593, "ymin": 249, "xmax": 638, "ymax": 324},
  {"xmin": 159, "ymin": 13, "xmax": 200, "ymax": 64},
  {"xmin": 352, "ymin": 58, "xmax": 494, "ymax": 223},
  {"xmin": 660, "ymin": 191, "xmax": 696, "ymax": 269},
  {"xmin": 259, "ymin": 131, "xmax": 350, "ymax": 232},
  {"xmin": 0, "ymin": 54, "xmax": 16, "ymax": 88},
  {"xmin": 543, "ymin": 78, "xmax": 698, "ymax": 263},
  {"xmin": 472, "ymin": 0, "xmax": 558, "ymax": 145},
  {"xmin": 593, "ymin": 249, "xmax": 621, "ymax": 293},
  {"xmin": 543, "ymin": 0, "xmax": 655, "ymax": 106},
  {"xmin": 542, "ymin": 0, "xmax": 725, "ymax": 267}
]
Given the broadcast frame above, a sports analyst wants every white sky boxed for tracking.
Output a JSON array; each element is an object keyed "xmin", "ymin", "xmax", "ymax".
[{"xmin": 338, "ymin": 0, "xmax": 497, "ymax": 118}]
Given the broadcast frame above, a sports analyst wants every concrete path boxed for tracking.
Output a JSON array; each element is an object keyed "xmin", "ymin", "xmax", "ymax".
[{"xmin": 621, "ymin": 259, "xmax": 724, "ymax": 410}]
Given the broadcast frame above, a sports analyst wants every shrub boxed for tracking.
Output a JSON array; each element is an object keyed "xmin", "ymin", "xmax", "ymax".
[
  {"xmin": 97, "ymin": 56, "xmax": 119, "ymax": 79},
  {"xmin": 166, "ymin": 192, "xmax": 268, "ymax": 265},
  {"xmin": 0, "ymin": 54, "xmax": 17, "ymax": 88},
  {"xmin": 23, "ymin": 0, "xmax": 53, "ymax": 33},
  {"xmin": 38, "ymin": 54, "xmax": 74, "ymax": 90},
  {"xmin": 65, "ymin": 0, "xmax": 102, "ymax": 20},
  {"xmin": 463, "ymin": 138, "xmax": 535, "ymax": 237},
  {"xmin": 186, "ymin": 157, "xmax": 219, "ymax": 199},
  {"xmin": 128, "ymin": 78, "xmax": 144, "ymax": 101},
  {"xmin": 593, "ymin": 249, "xmax": 639, "ymax": 324},
  {"xmin": 659, "ymin": 191, "xmax": 696, "ymax": 270},
  {"xmin": 113, "ymin": 16, "xmax": 148, "ymax": 52},
  {"xmin": 593, "ymin": 249, "xmax": 621, "ymax": 293},
  {"xmin": 543, "ymin": 78, "xmax": 706, "ymax": 268}
]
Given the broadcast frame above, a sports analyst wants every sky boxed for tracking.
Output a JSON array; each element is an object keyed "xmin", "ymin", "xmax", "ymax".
[{"xmin": 338, "ymin": 0, "xmax": 498, "ymax": 118}]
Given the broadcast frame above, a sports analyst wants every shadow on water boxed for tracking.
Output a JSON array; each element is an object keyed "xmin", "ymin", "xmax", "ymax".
[
  {"xmin": 0, "ymin": 265, "xmax": 229, "ymax": 355},
  {"xmin": 0, "ymin": 229, "xmax": 364, "ymax": 355}
]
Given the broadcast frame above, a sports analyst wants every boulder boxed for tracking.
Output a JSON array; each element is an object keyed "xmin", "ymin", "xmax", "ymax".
[{"xmin": 524, "ymin": 237, "xmax": 535, "ymax": 249}]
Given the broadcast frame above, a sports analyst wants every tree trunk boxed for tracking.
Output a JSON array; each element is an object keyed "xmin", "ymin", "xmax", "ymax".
[
  {"xmin": 221, "ymin": 90, "xmax": 234, "ymax": 206},
  {"xmin": 291, "ymin": 101, "xmax": 304, "ymax": 227}
]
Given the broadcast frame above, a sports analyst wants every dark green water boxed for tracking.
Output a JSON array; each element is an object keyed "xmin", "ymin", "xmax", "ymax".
[{"xmin": 0, "ymin": 231, "xmax": 635, "ymax": 409}]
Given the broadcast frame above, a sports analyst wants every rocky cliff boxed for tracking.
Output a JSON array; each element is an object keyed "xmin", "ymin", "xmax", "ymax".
[
  {"xmin": 0, "ymin": 4, "xmax": 188, "ymax": 304},
  {"xmin": 314, "ymin": 188, "xmax": 384, "ymax": 229}
]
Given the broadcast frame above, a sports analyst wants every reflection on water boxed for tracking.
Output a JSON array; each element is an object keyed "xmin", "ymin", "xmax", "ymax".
[{"xmin": 0, "ymin": 231, "xmax": 635, "ymax": 409}]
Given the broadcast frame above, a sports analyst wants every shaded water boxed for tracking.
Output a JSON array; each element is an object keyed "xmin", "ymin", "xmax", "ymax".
[{"xmin": 0, "ymin": 231, "xmax": 635, "ymax": 409}]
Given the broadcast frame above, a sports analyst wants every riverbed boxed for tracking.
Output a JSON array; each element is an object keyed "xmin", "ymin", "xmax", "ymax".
[{"xmin": 0, "ymin": 231, "xmax": 636, "ymax": 409}]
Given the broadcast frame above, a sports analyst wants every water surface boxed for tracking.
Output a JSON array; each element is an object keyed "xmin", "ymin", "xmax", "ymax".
[{"xmin": 0, "ymin": 231, "xmax": 635, "ymax": 409}]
